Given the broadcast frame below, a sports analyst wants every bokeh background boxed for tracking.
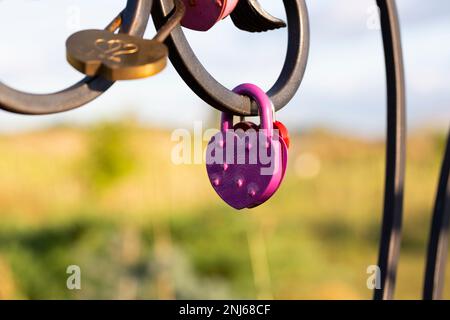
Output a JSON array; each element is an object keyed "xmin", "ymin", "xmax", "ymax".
[{"xmin": 0, "ymin": 0, "xmax": 449, "ymax": 299}]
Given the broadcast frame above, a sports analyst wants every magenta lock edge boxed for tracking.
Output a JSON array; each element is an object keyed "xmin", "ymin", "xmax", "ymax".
[
  {"xmin": 206, "ymin": 83, "xmax": 288, "ymax": 210},
  {"xmin": 232, "ymin": 83, "xmax": 287, "ymax": 207},
  {"xmin": 181, "ymin": 0, "xmax": 240, "ymax": 32},
  {"xmin": 228, "ymin": 83, "xmax": 285, "ymax": 208}
]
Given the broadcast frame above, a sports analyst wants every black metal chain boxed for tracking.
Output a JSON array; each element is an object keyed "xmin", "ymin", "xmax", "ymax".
[{"xmin": 0, "ymin": 0, "xmax": 153, "ymax": 115}]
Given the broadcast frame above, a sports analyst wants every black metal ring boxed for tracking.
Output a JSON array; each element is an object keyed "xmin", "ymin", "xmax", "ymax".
[
  {"xmin": 0, "ymin": 0, "xmax": 153, "ymax": 115},
  {"xmin": 423, "ymin": 128, "xmax": 450, "ymax": 300},
  {"xmin": 373, "ymin": 0, "xmax": 406, "ymax": 300},
  {"xmin": 152, "ymin": 0, "xmax": 309, "ymax": 116}
]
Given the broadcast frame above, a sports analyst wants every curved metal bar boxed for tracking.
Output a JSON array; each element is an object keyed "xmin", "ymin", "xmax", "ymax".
[
  {"xmin": 152, "ymin": 0, "xmax": 309, "ymax": 116},
  {"xmin": 374, "ymin": 0, "xmax": 406, "ymax": 300},
  {"xmin": 423, "ymin": 128, "xmax": 450, "ymax": 300},
  {"xmin": 0, "ymin": 0, "xmax": 153, "ymax": 115}
]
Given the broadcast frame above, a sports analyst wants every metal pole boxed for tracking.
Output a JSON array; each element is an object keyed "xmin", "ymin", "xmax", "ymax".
[{"xmin": 374, "ymin": 0, "xmax": 406, "ymax": 300}]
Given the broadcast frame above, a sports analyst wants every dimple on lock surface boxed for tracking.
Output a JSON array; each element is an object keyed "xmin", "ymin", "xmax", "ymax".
[
  {"xmin": 206, "ymin": 83, "xmax": 288, "ymax": 210},
  {"xmin": 181, "ymin": 0, "xmax": 239, "ymax": 31}
]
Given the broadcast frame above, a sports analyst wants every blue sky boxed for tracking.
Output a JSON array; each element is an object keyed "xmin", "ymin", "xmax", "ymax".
[{"xmin": 0, "ymin": 0, "xmax": 449, "ymax": 136}]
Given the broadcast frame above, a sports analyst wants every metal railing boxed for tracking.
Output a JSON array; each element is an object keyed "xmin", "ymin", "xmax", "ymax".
[{"xmin": 0, "ymin": 0, "xmax": 447, "ymax": 300}]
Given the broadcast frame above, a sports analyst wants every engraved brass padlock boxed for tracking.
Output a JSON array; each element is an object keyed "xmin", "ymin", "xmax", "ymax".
[{"xmin": 66, "ymin": 0, "xmax": 185, "ymax": 81}]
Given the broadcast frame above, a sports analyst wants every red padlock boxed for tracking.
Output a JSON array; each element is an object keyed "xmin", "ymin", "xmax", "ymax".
[{"xmin": 274, "ymin": 121, "xmax": 290, "ymax": 149}]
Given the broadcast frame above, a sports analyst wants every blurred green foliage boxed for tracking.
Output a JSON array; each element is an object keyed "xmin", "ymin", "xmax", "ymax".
[
  {"xmin": 0, "ymin": 121, "xmax": 448, "ymax": 300},
  {"xmin": 82, "ymin": 122, "xmax": 137, "ymax": 192}
]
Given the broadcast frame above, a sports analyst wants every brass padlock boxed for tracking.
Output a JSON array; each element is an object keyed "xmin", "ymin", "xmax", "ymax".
[{"xmin": 66, "ymin": 0, "xmax": 185, "ymax": 81}]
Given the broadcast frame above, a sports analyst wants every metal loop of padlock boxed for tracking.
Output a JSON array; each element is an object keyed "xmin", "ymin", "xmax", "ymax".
[
  {"xmin": 206, "ymin": 83, "xmax": 288, "ymax": 210},
  {"xmin": 0, "ymin": 0, "xmax": 153, "ymax": 115},
  {"xmin": 66, "ymin": 0, "xmax": 186, "ymax": 81},
  {"xmin": 234, "ymin": 103, "xmax": 275, "ymax": 132}
]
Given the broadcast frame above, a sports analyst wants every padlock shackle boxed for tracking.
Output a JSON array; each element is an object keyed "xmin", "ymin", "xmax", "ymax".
[
  {"xmin": 221, "ymin": 83, "xmax": 274, "ymax": 138},
  {"xmin": 220, "ymin": 113, "xmax": 234, "ymax": 133}
]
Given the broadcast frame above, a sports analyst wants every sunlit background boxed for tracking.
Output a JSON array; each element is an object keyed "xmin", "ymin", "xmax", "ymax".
[{"xmin": 0, "ymin": 0, "xmax": 448, "ymax": 299}]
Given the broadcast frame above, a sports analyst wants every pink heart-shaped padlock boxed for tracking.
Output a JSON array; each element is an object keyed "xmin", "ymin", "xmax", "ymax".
[
  {"xmin": 206, "ymin": 83, "xmax": 288, "ymax": 210},
  {"xmin": 181, "ymin": 0, "xmax": 240, "ymax": 31}
]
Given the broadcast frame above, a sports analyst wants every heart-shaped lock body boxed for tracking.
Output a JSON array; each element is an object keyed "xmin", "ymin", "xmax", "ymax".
[
  {"xmin": 235, "ymin": 119, "xmax": 288, "ymax": 183},
  {"xmin": 234, "ymin": 118, "xmax": 289, "ymax": 180},
  {"xmin": 206, "ymin": 83, "xmax": 288, "ymax": 210},
  {"xmin": 181, "ymin": 0, "xmax": 239, "ymax": 31},
  {"xmin": 254, "ymin": 121, "xmax": 290, "ymax": 149}
]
